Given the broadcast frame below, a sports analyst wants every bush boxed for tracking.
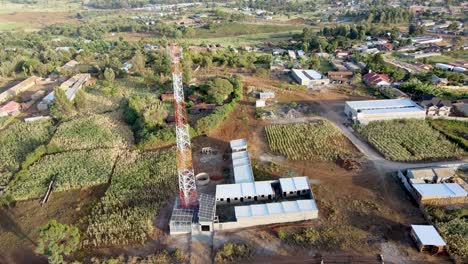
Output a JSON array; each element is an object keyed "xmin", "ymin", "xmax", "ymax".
[{"xmin": 214, "ymin": 243, "xmax": 252, "ymax": 264}]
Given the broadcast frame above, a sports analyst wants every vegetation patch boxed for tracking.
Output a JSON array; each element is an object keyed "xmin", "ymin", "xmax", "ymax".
[
  {"xmin": 0, "ymin": 120, "xmax": 53, "ymax": 185},
  {"xmin": 48, "ymin": 113, "xmax": 133, "ymax": 152},
  {"xmin": 7, "ymin": 149, "xmax": 119, "ymax": 201},
  {"xmin": 427, "ymin": 206, "xmax": 468, "ymax": 262},
  {"xmin": 265, "ymin": 120, "xmax": 351, "ymax": 161},
  {"xmin": 428, "ymin": 119, "xmax": 468, "ymax": 151},
  {"xmin": 214, "ymin": 243, "xmax": 252, "ymax": 264},
  {"xmin": 83, "ymin": 149, "xmax": 177, "ymax": 247},
  {"xmin": 355, "ymin": 119, "xmax": 464, "ymax": 161},
  {"xmin": 88, "ymin": 249, "xmax": 187, "ymax": 264}
]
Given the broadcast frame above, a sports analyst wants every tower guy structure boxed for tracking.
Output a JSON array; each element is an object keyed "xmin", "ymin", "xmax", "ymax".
[{"xmin": 168, "ymin": 43, "xmax": 198, "ymax": 209}]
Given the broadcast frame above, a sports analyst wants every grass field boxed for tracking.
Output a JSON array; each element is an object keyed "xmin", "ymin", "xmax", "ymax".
[
  {"xmin": 265, "ymin": 120, "xmax": 352, "ymax": 161},
  {"xmin": 185, "ymin": 30, "xmax": 302, "ymax": 47},
  {"xmin": 355, "ymin": 119, "xmax": 464, "ymax": 161},
  {"xmin": 0, "ymin": 1, "xmax": 82, "ymax": 31}
]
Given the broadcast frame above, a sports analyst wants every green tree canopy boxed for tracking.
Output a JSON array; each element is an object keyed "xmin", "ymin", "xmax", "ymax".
[
  {"xmin": 206, "ymin": 78, "xmax": 234, "ymax": 104},
  {"xmin": 36, "ymin": 220, "xmax": 80, "ymax": 264}
]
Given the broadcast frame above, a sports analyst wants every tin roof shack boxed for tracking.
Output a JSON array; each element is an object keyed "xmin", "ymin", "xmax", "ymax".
[
  {"xmin": 344, "ymin": 99, "xmax": 426, "ymax": 125},
  {"xmin": 37, "ymin": 74, "xmax": 90, "ymax": 110},
  {"xmin": 279, "ymin": 177, "xmax": 311, "ymax": 198},
  {"xmin": 0, "ymin": 76, "xmax": 40, "ymax": 104},
  {"xmin": 410, "ymin": 225, "xmax": 446, "ymax": 254},
  {"xmin": 258, "ymin": 92, "xmax": 275, "ymax": 100},
  {"xmin": 188, "ymin": 103, "xmax": 216, "ymax": 114},
  {"xmin": 0, "ymin": 101, "xmax": 21, "ymax": 117},
  {"xmin": 291, "ymin": 69, "xmax": 330, "ymax": 88},
  {"xmin": 327, "ymin": 71, "xmax": 353, "ymax": 84},
  {"xmin": 256, "ymin": 99, "xmax": 266, "ymax": 108}
]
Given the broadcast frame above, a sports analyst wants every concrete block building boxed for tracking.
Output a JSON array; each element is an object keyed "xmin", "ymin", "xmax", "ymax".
[{"xmin": 291, "ymin": 69, "xmax": 330, "ymax": 87}]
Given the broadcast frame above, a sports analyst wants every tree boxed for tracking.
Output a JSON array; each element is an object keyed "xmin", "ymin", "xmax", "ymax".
[
  {"xmin": 50, "ymin": 87, "xmax": 74, "ymax": 119},
  {"xmin": 207, "ymin": 78, "xmax": 234, "ymax": 104},
  {"xmin": 103, "ymin": 67, "xmax": 115, "ymax": 82},
  {"xmin": 74, "ymin": 90, "xmax": 87, "ymax": 110},
  {"xmin": 36, "ymin": 220, "xmax": 80, "ymax": 264},
  {"xmin": 131, "ymin": 50, "xmax": 146, "ymax": 73}
]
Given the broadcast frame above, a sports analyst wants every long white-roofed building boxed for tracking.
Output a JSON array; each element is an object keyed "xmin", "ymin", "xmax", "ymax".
[{"xmin": 344, "ymin": 99, "xmax": 426, "ymax": 124}]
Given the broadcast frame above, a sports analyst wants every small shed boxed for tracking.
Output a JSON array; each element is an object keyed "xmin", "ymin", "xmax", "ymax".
[
  {"xmin": 410, "ymin": 225, "xmax": 446, "ymax": 253},
  {"xmin": 279, "ymin": 177, "xmax": 311, "ymax": 197},
  {"xmin": 0, "ymin": 101, "xmax": 21, "ymax": 117},
  {"xmin": 258, "ymin": 92, "xmax": 275, "ymax": 100},
  {"xmin": 169, "ymin": 208, "xmax": 194, "ymax": 235},
  {"xmin": 256, "ymin": 100, "xmax": 266, "ymax": 108}
]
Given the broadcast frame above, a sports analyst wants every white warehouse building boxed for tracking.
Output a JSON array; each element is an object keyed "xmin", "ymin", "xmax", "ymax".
[
  {"xmin": 291, "ymin": 69, "xmax": 330, "ymax": 87},
  {"xmin": 344, "ymin": 99, "xmax": 426, "ymax": 125}
]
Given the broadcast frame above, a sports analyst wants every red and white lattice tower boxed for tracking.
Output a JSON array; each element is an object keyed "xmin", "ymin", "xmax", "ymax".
[{"xmin": 168, "ymin": 44, "xmax": 198, "ymax": 209}]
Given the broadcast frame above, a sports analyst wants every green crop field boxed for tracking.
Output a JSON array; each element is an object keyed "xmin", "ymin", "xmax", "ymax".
[
  {"xmin": 428, "ymin": 119, "xmax": 468, "ymax": 151},
  {"xmin": 83, "ymin": 149, "xmax": 177, "ymax": 247},
  {"xmin": 0, "ymin": 120, "xmax": 53, "ymax": 186},
  {"xmin": 7, "ymin": 149, "xmax": 119, "ymax": 201},
  {"xmin": 355, "ymin": 119, "xmax": 464, "ymax": 161},
  {"xmin": 265, "ymin": 120, "xmax": 352, "ymax": 161},
  {"xmin": 48, "ymin": 113, "xmax": 133, "ymax": 152}
]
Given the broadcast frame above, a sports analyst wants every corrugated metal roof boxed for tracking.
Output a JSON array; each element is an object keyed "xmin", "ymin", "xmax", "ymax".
[
  {"xmin": 230, "ymin": 138, "xmax": 247, "ymax": 149},
  {"xmin": 292, "ymin": 69, "xmax": 323, "ymax": 81},
  {"xmin": 346, "ymin": 99, "xmax": 417, "ymax": 110},
  {"xmin": 413, "ymin": 183, "xmax": 467, "ymax": 198},
  {"xmin": 233, "ymin": 164, "xmax": 254, "ymax": 183},
  {"xmin": 235, "ymin": 199, "xmax": 318, "ymax": 219},
  {"xmin": 359, "ymin": 107, "xmax": 425, "ymax": 115},
  {"xmin": 411, "ymin": 225, "xmax": 446, "ymax": 246},
  {"xmin": 279, "ymin": 177, "xmax": 310, "ymax": 193},
  {"xmin": 215, "ymin": 181, "xmax": 274, "ymax": 200}
]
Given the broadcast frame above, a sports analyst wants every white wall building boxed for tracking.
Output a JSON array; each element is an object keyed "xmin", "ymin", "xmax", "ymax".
[
  {"xmin": 215, "ymin": 181, "xmax": 275, "ymax": 204},
  {"xmin": 344, "ymin": 99, "xmax": 426, "ymax": 124},
  {"xmin": 291, "ymin": 69, "xmax": 330, "ymax": 87}
]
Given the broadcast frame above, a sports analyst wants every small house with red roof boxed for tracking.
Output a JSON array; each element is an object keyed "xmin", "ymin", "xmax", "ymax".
[
  {"xmin": 0, "ymin": 101, "xmax": 21, "ymax": 117},
  {"xmin": 362, "ymin": 72, "xmax": 391, "ymax": 88}
]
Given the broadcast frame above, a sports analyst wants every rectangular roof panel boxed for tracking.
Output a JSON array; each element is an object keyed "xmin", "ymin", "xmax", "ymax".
[
  {"xmin": 346, "ymin": 99, "xmax": 417, "ymax": 111},
  {"xmin": 230, "ymin": 138, "xmax": 247, "ymax": 149},
  {"xmin": 411, "ymin": 225, "xmax": 446, "ymax": 246}
]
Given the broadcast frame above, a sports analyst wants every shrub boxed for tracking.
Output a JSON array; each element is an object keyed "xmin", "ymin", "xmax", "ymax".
[{"xmin": 214, "ymin": 243, "xmax": 252, "ymax": 264}]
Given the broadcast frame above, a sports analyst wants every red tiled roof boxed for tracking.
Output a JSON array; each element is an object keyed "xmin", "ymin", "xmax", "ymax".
[
  {"xmin": 189, "ymin": 103, "xmax": 216, "ymax": 110},
  {"xmin": 363, "ymin": 72, "xmax": 390, "ymax": 85},
  {"xmin": 0, "ymin": 101, "xmax": 20, "ymax": 112}
]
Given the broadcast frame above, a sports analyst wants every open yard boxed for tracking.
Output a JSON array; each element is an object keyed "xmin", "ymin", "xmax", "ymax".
[{"xmin": 355, "ymin": 119, "xmax": 464, "ymax": 161}]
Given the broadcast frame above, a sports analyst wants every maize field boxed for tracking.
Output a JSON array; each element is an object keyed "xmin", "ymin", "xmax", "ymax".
[
  {"xmin": 7, "ymin": 149, "xmax": 120, "ymax": 201},
  {"xmin": 0, "ymin": 120, "xmax": 53, "ymax": 185},
  {"xmin": 355, "ymin": 119, "xmax": 464, "ymax": 161},
  {"xmin": 265, "ymin": 120, "xmax": 351, "ymax": 161},
  {"xmin": 83, "ymin": 149, "xmax": 178, "ymax": 247},
  {"xmin": 48, "ymin": 113, "xmax": 133, "ymax": 152}
]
